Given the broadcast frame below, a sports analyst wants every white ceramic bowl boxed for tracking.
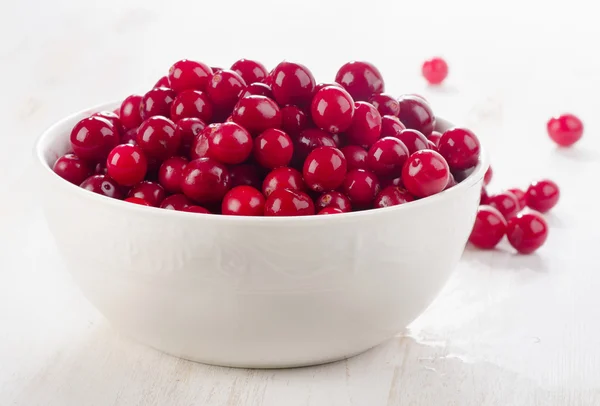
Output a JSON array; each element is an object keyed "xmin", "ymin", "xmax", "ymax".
[{"xmin": 35, "ymin": 102, "xmax": 487, "ymax": 368}]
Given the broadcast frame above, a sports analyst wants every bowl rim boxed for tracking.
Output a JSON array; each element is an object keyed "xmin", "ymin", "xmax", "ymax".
[{"xmin": 34, "ymin": 101, "xmax": 489, "ymax": 225}]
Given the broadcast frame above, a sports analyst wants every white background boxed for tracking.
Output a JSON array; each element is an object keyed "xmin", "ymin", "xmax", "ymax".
[{"xmin": 1, "ymin": 0, "xmax": 600, "ymax": 405}]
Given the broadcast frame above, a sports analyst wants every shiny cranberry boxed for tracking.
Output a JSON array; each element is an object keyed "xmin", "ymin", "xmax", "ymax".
[
  {"xmin": 438, "ymin": 127, "xmax": 481, "ymax": 170},
  {"xmin": 487, "ymin": 191, "xmax": 520, "ymax": 219},
  {"xmin": 70, "ymin": 116, "xmax": 119, "ymax": 162},
  {"xmin": 315, "ymin": 191, "xmax": 352, "ymax": 212},
  {"xmin": 106, "ymin": 144, "xmax": 147, "ymax": 186},
  {"xmin": 484, "ymin": 165, "xmax": 493, "ymax": 186},
  {"xmin": 367, "ymin": 137, "xmax": 410, "ymax": 177},
  {"xmin": 380, "ymin": 115, "xmax": 406, "ymax": 138},
  {"xmin": 221, "ymin": 185, "xmax": 265, "ymax": 216},
  {"xmin": 507, "ymin": 188, "xmax": 526, "ymax": 210},
  {"xmin": 402, "ymin": 150, "xmax": 449, "ymax": 198},
  {"xmin": 80, "ymin": 174, "xmax": 123, "ymax": 199},
  {"xmin": 53, "ymin": 153, "xmax": 92, "ymax": 185},
  {"xmin": 253, "ymin": 128, "xmax": 293, "ymax": 169},
  {"xmin": 428, "ymin": 131, "xmax": 442, "ymax": 146},
  {"xmin": 547, "ymin": 113, "xmax": 583, "ymax": 147},
  {"xmin": 422, "ymin": 57, "xmax": 449, "ymax": 85},
  {"xmin": 374, "ymin": 186, "xmax": 414, "ymax": 208},
  {"xmin": 340, "ymin": 145, "xmax": 368, "ymax": 170},
  {"xmin": 369, "ymin": 93, "xmax": 400, "ymax": 116},
  {"xmin": 140, "ymin": 87, "xmax": 176, "ymax": 120},
  {"xmin": 121, "ymin": 129, "xmax": 138, "ymax": 145},
  {"xmin": 271, "ymin": 61, "xmax": 316, "ymax": 107},
  {"xmin": 154, "ymin": 76, "xmax": 170, "ymax": 88},
  {"xmin": 207, "ymin": 69, "xmax": 246, "ymax": 112},
  {"xmin": 346, "ymin": 101, "xmax": 382, "ymax": 148},
  {"xmin": 170, "ymin": 90, "xmax": 213, "ymax": 123},
  {"xmin": 127, "ymin": 181, "xmax": 166, "ymax": 207},
  {"xmin": 264, "ymin": 188, "xmax": 315, "ymax": 216},
  {"xmin": 93, "ymin": 111, "xmax": 124, "ymax": 135},
  {"xmin": 124, "ymin": 197, "xmax": 150, "ymax": 206},
  {"xmin": 525, "ymin": 179, "xmax": 559, "ymax": 213},
  {"xmin": 507, "ymin": 211, "xmax": 549, "ymax": 254},
  {"xmin": 335, "ymin": 61, "xmax": 384, "ymax": 101},
  {"xmin": 342, "ymin": 169, "xmax": 381, "ymax": 207},
  {"xmin": 310, "ymin": 85, "xmax": 355, "ymax": 134},
  {"xmin": 303, "ymin": 147, "xmax": 347, "ymax": 192},
  {"xmin": 181, "ymin": 157, "xmax": 231, "ymax": 204},
  {"xmin": 206, "ymin": 122, "xmax": 253, "ymax": 164},
  {"xmin": 232, "ymin": 95, "xmax": 282, "ymax": 135},
  {"xmin": 397, "ymin": 95, "xmax": 435, "ymax": 136},
  {"xmin": 160, "ymin": 193, "xmax": 193, "ymax": 210},
  {"xmin": 469, "ymin": 205, "xmax": 507, "ymax": 249},
  {"xmin": 394, "ymin": 129, "xmax": 429, "ymax": 155},
  {"xmin": 231, "ymin": 59, "xmax": 268, "ymax": 84},
  {"xmin": 313, "ymin": 82, "xmax": 343, "ymax": 94},
  {"xmin": 158, "ymin": 157, "xmax": 187, "ymax": 194},
  {"xmin": 230, "ymin": 164, "xmax": 262, "ymax": 189},
  {"xmin": 190, "ymin": 124, "xmax": 217, "ymax": 160},
  {"xmin": 292, "ymin": 128, "xmax": 336, "ymax": 166},
  {"xmin": 184, "ymin": 205, "xmax": 210, "ymax": 214},
  {"xmin": 380, "ymin": 176, "xmax": 403, "ymax": 189},
  {"xmin": 175, "ymin": 117, "xmax": 206, "ymax": 155},
  {"xmin": 281, "ymin": 105, "xmax": 309, "ymax": 136},
  {"xmin": 118, "ymin": 95, "xmax": 143, "ymax": 130},
  {"xmin": 480, "ymin": 186, "xmax": 490, "ymax": 205},
  {"xmin": 241, "ymin": 82, "xmax": 273, "ymax": 99},
  {"xmin": 168, "ymin": 59, "xmax": 212, "ymax": 92},
  {"xmin": 262, "ymin": 167, "xmax": 305, "ymax": 196},
  {"xmin": 318, "ymin": 207, "xmax": 344, "ymax": 215},
  {"xmin": 137, "ymin": 116, "xmax": 180, "ymax": 161}
]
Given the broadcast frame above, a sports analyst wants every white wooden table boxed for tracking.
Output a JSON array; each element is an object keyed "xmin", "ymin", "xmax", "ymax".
[{"xmin": 2, "ymin": 1, "xmax": 600, "ymax": 404}]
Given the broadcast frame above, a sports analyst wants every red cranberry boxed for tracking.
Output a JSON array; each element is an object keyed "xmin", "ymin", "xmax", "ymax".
[
  {"xmin": 380, "ymin": 176, "xmax": 403, "ymax": 189},
  {"xmin": 281, "ymin": 105, "xmax": 309, "ymax": 136},
  {"xmin": 154, "ymin": 76, "xmax": 170, "ymax": 88},
  {"xmin": 481, "ymin": 186, "xmax": 490, "ymax": 205},
  {"xmin": 181, "ymin": 157, "xmax": 231, "ymax": 204},
  {"xmin": 94, "ymin": 161, "xmax": 107, "ymax": 175},
  {"xmin": 331, "ymin": 133, "xmax": 345, "ymax": 148},
  {"xmin": 525, "ymin": 179, "xmax": 559, "ymax": 213},
  {"xmin": 318, "ymin": 207, "xmax": 344, "ymax": 215},
  {"xmin": 427, "ymin": 140, "xmax": 438, "ymax": 152},
  {"xmin": 507, "ymin": 188, "xmax": 526, "ymax": 210},
  {"xmin": 367, "ymin": 137, "xmax": 410, "ymax": 177},
  {"xmin": 315, "ymin": 191, "xmax": 352, "ymax": 212},
  {"xmin": 184, "ymin": 205, "xmax": 210, "ymax": 214},
  {"xmin": 313, "ymin": 82, "xmax": 343, "ymax": 94},
  {"xmin": 340, "ymin": 145, "xmax": 368, "ymax": 170},
  {"xmin": 158, "ymin": 157, "xmax": 188, "ymax": 194},
  {"xmin": 221, "ymin": 185, "xmax": 265, "ymax": 216},
  {"xmin": 397, "ymin": 95, "xmax": 435, "ymax": 136},
  {"xmin": 422, "ymin": 57, "xmax": 449, "ymax": 85},
  {"xmin": 175, "ymin": 117, "xmax": 206, "ymax": 155},
  {"xmin": 207, "ymin": 69, "xmax": 246, "ymax": 112},
  {"xmin": 168, "ymin": 59, "xmax": 212, "ymax": 92},
  {"xmin": 262, "ymin": 167, "xmax": 305, "ymax": 197},
  {"xmin": 444, "ymin": 172, "xmax": 457, "ymax": 189},
  {"xmin": 160, "ymin": 193, "xmax": 193, "ymax": 210},
  {"xmin": 346, "ymin": 101, "xmax": 382, "ymax": 148},
  {"xmin": 106, "ymin": 144, "xmax": 147, "ymax": 186},
  {"xmin": 231, "ymin": 59, "xmax": 268, "ymax": 85},
  {"xmin": 342, "ymin": 169, "xmax": 381, "ymax": 207},
  {"xmin": 124, "ymin": 197, "xmax": 150, "ymax": 206},
  {"xmin": 80, "ymin": 174, "xmax": 124, "ymax": 199},
  {"xmin": 292, "ymin": 128, "xmax": 336, "ymax": 166},
  {"xmin": 121, "ymin": 129, "xmax": 138, "ymax": 145},
  {"xmin": 271, "ymin": 61, "xmax": 316, "ymax": 107},
  {"xmin": 310, "ymin": 85, "xmax": 355, "ymax": 134},
  {"xmin": 190, "ymin": 124, "xmax": 217, "ymax": 160},
  {"xmin": 264, "ymin": 188, "xmax": 315, "ymax": 216},
  {"xmin": 254, "ymin": 128, "xmax": 293, "ymax": 169},
  {"xmin": 170, "ymin": 90, "xmax": 213, "ymax": 123},
  {"xmin": 335, "ymin": 61, "xmax": 384, "ymax": 101},
  {"xmin": 232, "ymin": 95, "xmax": 282, "ymax": 135},
  {"xmin": 137, "ymin": 116, "xmax": 180, "ymax": 161},
  {"xmin": 303, "ymin": 146, "xmax": 347, "ymax": 192},
  {"xmin": 70, "ymin": 116, "xmax": 119, "ymax": 162},
  {"xmin": 469, "ymin": 205, "xmax": 507, "ymax": 249},
  {"xmin": 374, "ymin": 186, "xmax": 414, "ymax": 208},
  {"xmin": 547, "ymin": 113, "xmax": 583, "ymax": 147},
  {"xmin": 140, "ymin": 87, "xmax": 176, "ymax": 120},
  {"xmin": 206, "ymin": 122, "xmax": 253, "ymax": 164},
  {"xmin": 402, "ymin": 150, "xmax": 449, "ymax": 198},
  {"xmin": 128, "ymin": 181, "xmax": 166, "ymax": 207},
  {"xmin": 93, "ymin": 111, "xmax": 124, "ymax": 135},
  {"xmin": 487, "ymin": 191, "xmax": 520, "ymax": 219},
  {"xmin": 438, "ymin": 127, "xmax": 481, "ymax": 170},
  {"xmin": 241, "ymin": 82, "xmax": 274, "ymax": 99},
  {"xmin": 484, "ymin": 165, "xmax": 493, "ymax": 186},
  {"xmin": 369, "ymin": 93, "xmax": 400, "ymax": 116},
  {"xmin": 394, "ymin": 129, "xmax": 429, "ymax": 154},
  {"xmin": 53, "ymin": 153, "xmax": 92, "ymax": 185},
  {"xmin": 507, "ymin": 211, "xmax": 549, "ymax": 254},
  {"xmin": 428, "ymin": 131, "xmax": 442, "ymax": 146},
  {"xmin": 230, "ymin": 164, "xmax": 262, "ymax": 189},
  {"xmin": 380, "ymin": 115, "xmax": 406, "ymax": 138}
]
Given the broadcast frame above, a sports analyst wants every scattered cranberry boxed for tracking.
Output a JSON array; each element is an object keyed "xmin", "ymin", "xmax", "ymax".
[
  {"xmin": 340, "ymin": 145, "xmax": 368, "ymax": 170},
  {"xmin": 160, "ymin": 193, "xmax": 193, "ymax": 210},
  {"xmin": 230, "ymin": 164, "xmax": 262, "ymax": 189},
  {"xmin": 397, "ymin": 94, "xmax": 435, "ymax": 136},
  {"xmin": 70, "ymin": 116, "xmax": 119, "ymax": 162},
  {"xmin": 264, "ymin": 188, "xmax": 315, "ymax": 216},
  {"xmin": 184, "ymin": 205, "xmax": 210, "ymax": 214},
  {"xmin": 137, "ymin": 116, "xmax": 180, "ymax": 161},
  {"xmin": 315, "ymin": 191, "xmax": 352, "ymax": 212},
  {"xmin": 335, "ymin": 61, "xmax": 384, "ymax": 101},
  {"xmin": 262, "ymin": 167, "xmax": 305, "ymax": 197},
  {"xmin": 181, "ymin": 157, "xmax": 231, "ymax": 204},
  {"xmin": 254, "ymin": 128, "xmax": 293, "ymax": 169},
  {"xmin": 374, "ymin": 186, "xmax": 414, "ymax": 208},
  {"xmin": 140, "ymin": 87, "xmax": 176, "ymax": 120},
  {"xmin": 231, "ymin": 59, "xmax": 268, "ymax": 85},
  {"xmin": 124, "ymin": 197, "xmax": 150, "ymax": 206},
  {"xmin": 367, "ymin": 137, "xmax": 410, "ymax": 177},
  {"xmin": 422, "ymin": 57, "xmax": 449, "ymax": 85},
  {"xmin": 380, "ymin": 115, "xmax": 406, "ymax": 138},
  {"xmin": 318, "ymin": 207, "xmax": 344, "ymax": 215},
  {"xmin": 53, "ymin": 153, "xmax": 92, "ymax": 185},
  {"xmin": 303, "ymin": 146, "xmax": 347, "ymax": 192},
  {"xmin": 93, "ymin": 111, "xmax": 124, "ymax": 135},
  {"xmin": 402, "ymin": 150, "xmax": 449, "ymax": 198},
  {"xmin": 271, "ymin": 61, "xmax": 316, "ymax": 107},
  {"xmin": 80, "ymin": 174, "xmax": 123, "ymax": 199},
  {"xmin": 170, "ymin": 90, "xmax": 213, "ymax": 123},
  {"xmin": 241, "ymin": 82, "xmax": 274, "ymax": 99},
  {"xmin": 525, "ymin": 179, "xmax": 560, "ymax": 213},
  {"xmin": 154, "ymin": 76, "xmax": 170, "ymax": 88},
  {"xmin": 484, "ymin": 165, "xmax": 493, "ymax": 186},
  {"xmin": 206, "ymin": 122, "xmax": 253, "ymax": 164},
  {"xmin": 487, "ymin": 191, "xmax": 520, "ymax": 219},
  {"xmin": 469, "ymin": 205, "xmax": 507, "ymax": 249},
  {"xmin": 207, "ymin": 69, "xmax": 246, "ymax": 112},
  {"xmin": 310, "ymin": 85, "xmax": 355, "ymax": 134},
  {"xmin": 231, "ymin": 95, "xmax": 282, "ymax": 135},
  {"xmin": 128, "ymin": 181, "xmax": 166, "ymax": 207},
  {"xmin": 158, "ymin": 157, "xmax": 188, "ymax": 194},
  {"xmin": 369, "ymin": 93, "xmax": 400, "ymax": 116},
  {"xmin": 507, "ymin": 211, "xmax": 549, "ymax": 254},
  {"xmin": 292, "ymin": 128, "xmax": 336, "ymax": 166},
  {"xmin": 221, "ymin": 185, "xmax": 265, "ymax": 216},
  {"xmin": 190, "ymin": 124, "xmax": 216, "ymax": 160},
  {"xmin": 168, "ymin": 59, "xmax": 212, "ymax": 92},
  {"xmin": 346, "ymin": 101, "xmax": 382, "ymax": 148},
  {"xmin": 175, "ymin": 117, "xmax": 206, "ymax": 155},
  {"xmin": 507, "ymin": 188, "xmax": 526, "ymax": 210},
  {"xmin": 438, "ymin": 127, "xmax": 481, "ymax": 170},
  {"xmin": 106, "ymin": 144, "xmax": 148, "ymax": 186},
  {"xmin": 547, "ymin": 113, "xmax": 583, "ymax": 147},
  {"xmin": 281, "ymin": 105, "xmax": 309, "ymax": 136},
  {"xmin": 394, "ymin": 129, "xmax": 429, "ymax": 155},
  {"xmin": 343, "ymin": 169, "xmax": 381, "ymax": 207}
]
